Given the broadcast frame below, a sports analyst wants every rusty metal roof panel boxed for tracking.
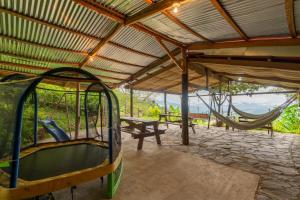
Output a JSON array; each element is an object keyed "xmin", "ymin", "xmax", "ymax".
[
  {"xmin": 96, "ymin": 0, "xmax": 148, "ymax": 16},
  {"xmin": 0, "ymin": 0, "xmax": 117, "ymax": 38},
  {"xmin": 141, "ymin": 13, "xmax": 202, "ymax": 43},
  {"xmin": 98, "ymin": 43, "xmax": 156, "ymax": 67},
  {"xmin": 174, "ymin": 0, "xmax": 240, "ymax": 41},
  {"xmin": 111, "ymin": 26, "xmax": 174, "ymax": 58},
  {"xmin": 295, "ymin": 0, "xmax": 300, "ymax": 33},
  {"xmin": 0, "ymin": 37, "xmax": 85, "ymax": 63},
  {"xmin": 220, "ymin": 0, "xmax": 289, "ymax": 37}
]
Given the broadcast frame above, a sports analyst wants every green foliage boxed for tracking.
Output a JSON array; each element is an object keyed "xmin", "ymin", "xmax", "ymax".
[
  {"xmin": 273, "ymin": 104, "xmax": 300, "ymax": 134},
  {"xmin": 147, "ymin": 105, "xmax": 161, "ymax": 117},
  {"xmin": 211, "ymin": 81, "xmax": 263, "ymax": 95}
]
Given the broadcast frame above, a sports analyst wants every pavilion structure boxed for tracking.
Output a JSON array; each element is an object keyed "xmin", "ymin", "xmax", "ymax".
[{"xmin": 1, "ymin": 0, "xmax": 300, "ymax": 144}]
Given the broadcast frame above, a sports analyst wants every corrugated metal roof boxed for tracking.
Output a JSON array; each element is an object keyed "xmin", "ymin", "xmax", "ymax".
[
  {"xmin": 295, "ymin": 0, "xmax": 300, "ymax": 33},
  {"xmin": 88, "ymin": 56, "xmax": 141, "ymax": 74},
  {"xmin": 0, "ymin": 12, "xmax": 98, "ymax": 52},
  {"xmin": 175, "ymin": 0, "xmax": 240, "ymax": 41},
  {"xmin": 0, "ymin": 54, "xmax": 71, "ymax": 69},
  {"xmin": 141, "ymin": 13, "xmax": 202, "ymax": 43},
  {"xmin": 98, "ymin": 43, "xmax": 156, "ymax": 67},
  {"xmin": 0, "ymin": 37, "xmax": 85, "ymax": 63},
  {"xmin": 0, "ymin": 0, "xmax": 117, "ymax": 38},
  {"xmin": 96, "ymin": 0, "xmax": 149, "ymax": 16},
  {"xmin": 220, "ymin": 0, "xmax": 289, "ymax": 37},
  {"xmin": 111, "ymin": 26, "xmax": 175, "ymax": 57}
]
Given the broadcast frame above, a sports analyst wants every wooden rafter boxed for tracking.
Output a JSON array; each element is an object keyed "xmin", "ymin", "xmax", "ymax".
[
  {"xmin": 107, "ymin": 41, "xmax": 160, "ymax": 59},
  {"xmin": 189, "ymin": 56, "xmax": 300, "ymax": 71},
  {"xmin": 119, "ymin": 48, "xmax": 181, "ymax": 85},
  {"xmin": 188, "ymin": 37, "xmax": 300, "ymax": 50},
  {"xmin": 72, "ymin": 0, "xmax": 184, "ymax": 47},
  {"xmin": 96, "ymin": 55, "xmax": 144, "ymax": 68},
  {"xmin": 285, "ymin": 0, "xmax": 297, "ymax": 38},
  {"xmin": 225, "ymin": 75, "xmax": 299, "ymax": 89},
  {"xmin": 217, "ymin": 72, "xmax": 300, "ymax": 84},
  {"xmin": 143, "ymin": 0, "xmax": 211, "ymax": 43},
  {"xmin": 162, "ymin": 10, "xmax": 212, "ymax": 42},
  {"xmin": 0, "ymin": 35, "xmax": 88, "ymax": 56},
  {"xmin": 164, "ymin": 75, "xmax": 204, "ymax": 90},
  {"xmin": 84, "ymin": 65, "xmax": 132, "ymax": 75},
  {"xmin": 125, "ymin": 0, "xmax": 187, "ymax": 25},
  {"xmin": 210, "ymin": 0, "xmax": 248, "ymax": 40},
  {"xmin": 156, "ymin": 37, "xmax": 183, "ymax": 70},
  {"xmin": 79, "ymin": 23, "xmax": 123, "ymax": 68},
  {"xmin": 131, "ymin": 62, "xmax": 177, "ymax": 86},
  {"xmin": 132, "ymin": 23, "xmax": 184, "ymax": 47},
  {"xmin": 72, "ymin": 0, "xmax": 124, "ymax": 23}
]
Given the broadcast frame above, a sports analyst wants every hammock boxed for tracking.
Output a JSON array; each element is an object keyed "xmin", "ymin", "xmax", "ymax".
[
  {"xmin": 230, "ymin": 96, "xmax": 295, "ymax": 119},
  {"xmin": 196, "ymin": 94, "xmax": 296, "ymax": 130}
]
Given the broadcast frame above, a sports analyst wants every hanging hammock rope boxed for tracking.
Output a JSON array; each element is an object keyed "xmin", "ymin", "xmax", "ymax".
[{"xmin": 196, "ymin": 93, "xmax": 297, "ymax": 130}]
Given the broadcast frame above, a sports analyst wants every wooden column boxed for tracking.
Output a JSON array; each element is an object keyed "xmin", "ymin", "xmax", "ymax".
[
  {"xmin": 181, "ymin": 48, "xmax": 189, "ymax": 145},
  {"xmin": 164, "ymin": 92, "xmax": 167, "ymax": 114},
  {"xmin": 130, "ymin": 88, "xmax": 133, "ymax": 117},
  {"xmin": 75, "ymin": 83, "xmax": 81, "ymax": 139}
]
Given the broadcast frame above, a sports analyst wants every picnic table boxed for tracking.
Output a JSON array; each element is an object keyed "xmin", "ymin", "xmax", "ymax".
[
  {"xmin": 120, "ymin": 117, "xmax": 166, "ymax": 150},
  {"xmin": 158, "ymin": 113, "xmax": 196, "ymax": 134}
]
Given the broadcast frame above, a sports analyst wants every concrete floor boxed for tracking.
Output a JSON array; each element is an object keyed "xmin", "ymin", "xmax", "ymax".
[{"xmin": 54, "ymin": 139, "xmax": 259, "ymax": 200}]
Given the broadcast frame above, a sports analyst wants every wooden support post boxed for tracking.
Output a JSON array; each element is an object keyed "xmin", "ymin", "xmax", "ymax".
[
  {"xmin": 130, "ymin": 88, "xmax": 134, "ymax": 117},
  {"xmin": 181, "ymin": 48, "xmax": 189, "ymax": 145},
  {"xmin": 75, "ymin": 83, "xmax": 81, "ymax": 139},
  {"xmin": 164, "ymin": 92, "xmax": 167, "ymax": 114}
]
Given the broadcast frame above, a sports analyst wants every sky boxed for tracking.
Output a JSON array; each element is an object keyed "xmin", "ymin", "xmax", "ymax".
[{"xmin": 153, "ymin": 87, "xmax": 291, "ymax": 114}]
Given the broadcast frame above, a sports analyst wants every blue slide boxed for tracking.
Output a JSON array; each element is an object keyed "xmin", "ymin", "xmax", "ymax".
[{"xmin": 39, "ymin": 119, "xmax": 70, "ymax": 142}]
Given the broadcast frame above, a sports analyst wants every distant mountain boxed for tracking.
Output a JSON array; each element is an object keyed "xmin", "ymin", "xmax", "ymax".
[{"xmin": 156, "ymin": 100, "xmax": 275, "ymax": 115}]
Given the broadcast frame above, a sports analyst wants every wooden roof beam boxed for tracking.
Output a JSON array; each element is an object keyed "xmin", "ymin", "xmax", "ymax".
[
  {"xmin": 162, "ymin": 10, "xmax": 212, "ymax": 43},
  {"xmin": 132, "ymin": 23, "xmax": 184, "ymax": 47},
  {"xmin": 285, "ymin": 0, "xmax": 297, "ymax": 38},
  {"xmin": 125, "ymin": 0, "xmax": 188, "ymax": 25},
  {"xmin": 84, "ymin": 65, "xmax": 132, "ymax": 75},
  {"xmin": 156, "ymin": 37, "xmax": 183, "ymax": 70},
  {"xmin": 118, "ymin": 48, "xmax": 181, "ymax": 86},
  {"xmin": 143, "ymin": 0, "xmax": 211, "ymax": 43},
  {"xmin": 131, "ymin": 62, "xmax": 177, "ymax": 86},
  {"xmin": 189, "ymin": 57, "xmax": 300, "ymax": 71},
  {"xmin": 72, "ymin": 0, "xmax": 125, "ymax": 23},
  {"xmin": 210, "ymin": 0, "xmax": 248, "ymax": 40},
  {"xmin": 188, "ymin": 37, "xmax": 300, "ymax": 50},
  {"xmin": 95, "ymin": 55, "xmax": 144, "ymax": 68},
  {"xmin": 79, "ymin": 23, "xmax": 123, "ymax": 68},
  {"xmin": 164, "ymin": 75, "xmax": 204, "ymax": 90},
  {"xmin": 107, "ymin": 41, "xmax": 160, "ymax": 59},
  {"xmin": 217, "ymin": 72, "xmax": 300, "ymax": 84}
]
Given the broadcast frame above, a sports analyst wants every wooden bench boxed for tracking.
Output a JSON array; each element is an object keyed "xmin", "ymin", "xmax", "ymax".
[
  {"xmin": 159, "ymin": 112, "xmax": 209, "ymax": 134},
  {"xmin": 120, "ymin": 117, "xmax": 166, "ymax": 150}
]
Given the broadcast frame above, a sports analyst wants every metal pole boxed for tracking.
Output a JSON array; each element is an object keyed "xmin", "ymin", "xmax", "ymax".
[
  {"xmin": 164, "ymin": 92, "xmax": 167, "ymax": 114},
  {"xmin": 130, "ymin": 88, "xmax": 133, "ymax": 117},
  {"xmin": 75, "ymin": 83, "xmax": 81, "ymax": 139},
  {"xmin": 181, "ymin": 48, "xmax": 189, "ymax": 145}
]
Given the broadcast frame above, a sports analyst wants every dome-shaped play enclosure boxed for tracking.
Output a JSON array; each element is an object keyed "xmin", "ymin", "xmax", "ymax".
[{"xmin": 0, "ymin": 67, "xmax": 122, "ymax": 199}]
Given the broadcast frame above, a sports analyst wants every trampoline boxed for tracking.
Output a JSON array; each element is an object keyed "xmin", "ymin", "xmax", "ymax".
[{"xmin": 0, "ymin": 68, "xmax": 122, "ymax": 200}]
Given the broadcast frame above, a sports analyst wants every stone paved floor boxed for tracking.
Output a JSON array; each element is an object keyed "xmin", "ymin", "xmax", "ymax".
[{"xmin": 124, "ymin": 125, "xmax": 300, "ymax": 200}]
